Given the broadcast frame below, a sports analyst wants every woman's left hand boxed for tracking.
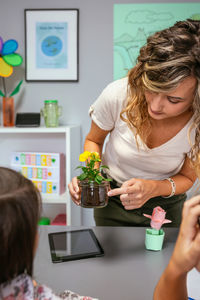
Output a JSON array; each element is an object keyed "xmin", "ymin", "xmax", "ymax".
[{"xmin": 107, "ymin": 178, "xmax": 157, "ymax": 210}]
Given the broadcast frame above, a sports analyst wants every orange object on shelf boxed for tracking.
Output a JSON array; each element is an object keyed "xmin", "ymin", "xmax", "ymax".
[{"xmin": 3, "ymin": 97, "xmax": 14, "ymax": 126}]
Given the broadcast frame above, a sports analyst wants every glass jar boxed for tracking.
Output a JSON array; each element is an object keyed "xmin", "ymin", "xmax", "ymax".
[
  {"xmin": 41, "ymin": 100, "xmax": 62, "ymax": 127},
  {"xmin": 78, "ymin": 180, "xmax": 110, "ymax": 208}
]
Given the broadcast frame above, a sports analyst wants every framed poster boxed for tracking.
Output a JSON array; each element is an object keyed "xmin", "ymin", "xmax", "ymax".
[{"xmin": 25, "ymin": 9, "xmax": 79, "ymax": 82}]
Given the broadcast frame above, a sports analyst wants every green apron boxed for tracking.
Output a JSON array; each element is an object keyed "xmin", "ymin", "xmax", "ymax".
[{"xmin": 94, "ymin": 179, "xmax": 186, "ymax": 227}]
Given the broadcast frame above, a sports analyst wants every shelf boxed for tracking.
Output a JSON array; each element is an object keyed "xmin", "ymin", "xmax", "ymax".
[
  {"xmin": 0, "ymin": 125, "xmax": 78, "ymax": 133},
  {"xmin": 42, "ymin": 192, "xmax": 68, "ymax": 204},
  {"xmin": 0, "ymin": 124, "xmax": 81, "ymax": 225}
]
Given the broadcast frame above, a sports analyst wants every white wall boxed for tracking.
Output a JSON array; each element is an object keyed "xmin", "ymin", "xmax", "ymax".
[{"xmin": 0, "ymin": 0, "xmax": 197, "ymax": 225}]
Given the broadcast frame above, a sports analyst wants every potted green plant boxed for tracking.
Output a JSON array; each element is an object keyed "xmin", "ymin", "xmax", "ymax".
[{"xmin": 77, "ymin": 151, "xmax": 111, "ymax": 208}]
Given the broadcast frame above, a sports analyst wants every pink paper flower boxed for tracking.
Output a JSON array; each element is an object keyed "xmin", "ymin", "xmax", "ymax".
[{"xmin": 143, "ymin": 206, "xmax": 172, "ymax": 230}]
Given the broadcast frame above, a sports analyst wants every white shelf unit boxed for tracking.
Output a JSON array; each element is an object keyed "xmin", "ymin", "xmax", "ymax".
[{"xmin": 0, "ymin": 125, "xmax": 82, "ymax": 226}]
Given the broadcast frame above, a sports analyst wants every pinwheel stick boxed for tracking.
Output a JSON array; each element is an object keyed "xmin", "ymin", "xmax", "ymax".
[{"xmin": 2, "ymin": 77, "xmax": 7, "ymax": 97}]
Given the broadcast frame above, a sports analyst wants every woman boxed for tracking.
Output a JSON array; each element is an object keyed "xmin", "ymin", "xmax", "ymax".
[{"xmin": 69, "ymin": 19, "xmax": 200, "ymax": 226}]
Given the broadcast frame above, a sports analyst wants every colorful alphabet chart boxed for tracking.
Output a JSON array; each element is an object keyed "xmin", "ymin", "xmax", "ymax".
[{"xmin": 11, "ymin": 152, "xmax": 65, "ymax": 195}]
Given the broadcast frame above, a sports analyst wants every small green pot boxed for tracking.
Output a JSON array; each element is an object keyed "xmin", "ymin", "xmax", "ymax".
[
  {"xmin": 145, "ymin": 228, "xmax": 165, "ymax": 251},
  {"xmin": 38, "ymin": 217, "xmax": 50, "ymax": 225}
]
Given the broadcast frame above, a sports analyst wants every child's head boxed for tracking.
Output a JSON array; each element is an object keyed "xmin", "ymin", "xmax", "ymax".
[{"xmin": 0, "ymin": 167, "xmax": 41, "ymax": 284}]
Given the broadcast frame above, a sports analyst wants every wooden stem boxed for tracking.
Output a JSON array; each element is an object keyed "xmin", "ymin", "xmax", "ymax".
[{"xmin": 2, "ymin": 77, "xmax": 7, "ymax": 97}]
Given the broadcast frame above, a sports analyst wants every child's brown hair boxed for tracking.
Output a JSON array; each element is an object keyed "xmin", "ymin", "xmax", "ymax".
[{"xmin": 0, "ymin": 167, "xmax": 41, "ymax": 283}]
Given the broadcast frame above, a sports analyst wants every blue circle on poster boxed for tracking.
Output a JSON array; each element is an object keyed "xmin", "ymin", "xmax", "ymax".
[{"xmin": 41, "ymin": 36, "xmax": 62, "ymax": 56}]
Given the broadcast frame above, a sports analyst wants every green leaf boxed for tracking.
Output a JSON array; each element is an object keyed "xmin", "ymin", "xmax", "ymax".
[
  {"xmin": 95, "ymin": 177, "xmax": 102, "ymax": 184},
  {"xmin": 9, "ymin": 80, "xmax": 23, "ymax": 97},
  {"xmin": 95, "ymin": 174, "xmax": 103, "ymax": 184},
  {"xmin": 100, "ymin": 165, "xmax": 109, "ymax": 169},
  {"xmin": 82, "ymin": 167, "xmax": 88, "ymax": 172},
  {"xmin": 77, "ymin": 173, "xmax": 87, "ymax": 181},
  {"xmin": 105, "ymin": 178, "xmax": 112, "ymax": 182},
  {"xmin": 76, "ymin": 166, "xmax": 88, "ymax": 172},
  {"xmin": 0, "ymin": 89, "xmax": 5, "ymax": 97}
]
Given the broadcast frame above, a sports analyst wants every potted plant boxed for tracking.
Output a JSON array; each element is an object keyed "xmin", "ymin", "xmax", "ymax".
[
  {"xmin": 77, "ymin": 151, "xmax": 111, "ymax": 208},
  {"xmin": 0, "ymin": 37, "xmax": 23, "ymax": 126}
]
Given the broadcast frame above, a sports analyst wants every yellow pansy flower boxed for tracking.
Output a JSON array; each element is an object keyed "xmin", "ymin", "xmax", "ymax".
[
  {"xmin": 79, "ymin": 151, "xmax": 91, "ymax": 162},
  {"xmin": 77, "ymin": 151, "xmax": 110, "ymax": 184},
  {"xmin": 90, "ymin": 152, "xmax": 101, "ymax": 161}
]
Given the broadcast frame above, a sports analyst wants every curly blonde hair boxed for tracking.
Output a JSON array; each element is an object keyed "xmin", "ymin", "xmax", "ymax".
[{"xmin": 120, "ymin": 19, "xmax": 200, "ymax": 176}]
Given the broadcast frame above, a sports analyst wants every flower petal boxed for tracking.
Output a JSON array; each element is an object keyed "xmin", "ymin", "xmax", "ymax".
[
  {"xmin": 84, "ymin": 151, "xmax": 91, "ymax": 158},
  {"xmin": 79, "ymin": 153, "xmax": 87, "ymax": 162},
  {"xmin": 3, "ymin": 53, "xmax": 23, "ymax": 66},
  {"xmin": 2, "ymin": 39, "xmax": 18, "ymax": 55},
  {"xmin": 79, "ymin": 151, "xmax": 91, "ymax": 162},
  {"xmin": 0, "ymin": 57, "xmax": 13, "ymax": 77},
  {"xmin": 91, "ymin": 152, "xmax": 100, "ymax": 160},
  {"xmin": 0, "ymin": 37, "xmax": 3, "ymax": 53}
]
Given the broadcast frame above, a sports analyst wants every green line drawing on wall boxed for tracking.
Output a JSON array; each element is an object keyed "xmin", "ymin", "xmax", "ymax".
[{"xmin": 114, "ymin": 3, "xmax": 200, "ymax": 80}]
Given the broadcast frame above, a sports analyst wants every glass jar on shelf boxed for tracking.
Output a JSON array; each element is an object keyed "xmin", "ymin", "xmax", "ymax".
[{"xmin": 41, "ymin": 100, "xmax": 62, "ymax": 127}]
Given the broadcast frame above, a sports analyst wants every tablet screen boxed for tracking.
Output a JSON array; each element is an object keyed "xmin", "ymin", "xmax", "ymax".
[{"xmin": 48, "ymin": 229, "xmax": 104, "ymax": 263}]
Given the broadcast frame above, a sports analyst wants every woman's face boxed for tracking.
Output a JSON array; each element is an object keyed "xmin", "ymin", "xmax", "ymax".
[{"xmin": 144, "ymin": 76, "xmax": 197, "ymax": 120}]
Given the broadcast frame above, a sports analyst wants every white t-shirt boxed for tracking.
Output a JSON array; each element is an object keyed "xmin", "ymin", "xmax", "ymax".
[{"xmin": 89, "ymin": 77, "xmax": 195, "ymax": 185}]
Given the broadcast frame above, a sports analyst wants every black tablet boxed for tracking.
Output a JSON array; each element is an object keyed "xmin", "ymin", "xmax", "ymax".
[{"xmin": 48, "ymin": 229, "xmax": 104, "ymax": 263}]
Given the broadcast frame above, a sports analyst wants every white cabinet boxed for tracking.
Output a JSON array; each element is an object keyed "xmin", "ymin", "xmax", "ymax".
[{"xmin": 0, "ymin": 125, "xmax": 81, "ymax": 225}]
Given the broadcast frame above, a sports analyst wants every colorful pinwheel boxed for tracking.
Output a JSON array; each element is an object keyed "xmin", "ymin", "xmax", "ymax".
[{"xmin": 0, "ymin": 37, "xmax": 23, "ymax": 97}]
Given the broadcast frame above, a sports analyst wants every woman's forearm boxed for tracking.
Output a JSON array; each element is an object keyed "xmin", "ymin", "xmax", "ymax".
[
  {"xmin": 153, "ymin": 174, "xmax": 195, "ymax": 198},
  {"xmin": 84, "ymin": 138, "xmax": 103, "ymax": 157},
  {"xmin": 155, "ymin": 155, "xmax": 197, "ymax": 197},
  {"xmin": 153, "ymin": 260, "xmax": 188, "ymax": 300}
]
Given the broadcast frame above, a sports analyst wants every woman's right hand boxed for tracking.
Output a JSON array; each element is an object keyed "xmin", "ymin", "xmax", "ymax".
[{"xmin": 68, "ymin": 176, "xmax": 81, "ymax": 206}]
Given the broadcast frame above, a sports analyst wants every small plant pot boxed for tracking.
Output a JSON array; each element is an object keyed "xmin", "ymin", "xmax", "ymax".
[
  {"xmin": 78, "ymin": 180, "xmax": 110, "ymax": 208},
  {"xmin": 145, "ymin": 228, "xmax": 165, "ymax": 251},
  {"xmin": 38, "ymin": 217, "xmax": 50, "ymax": 225}
]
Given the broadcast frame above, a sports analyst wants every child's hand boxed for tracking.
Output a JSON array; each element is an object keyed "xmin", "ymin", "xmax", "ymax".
[
  {"xmin": 170, "ymin": 195, "xmax": 200, "ymax": 275},
  {"xmin": 32, "ymin": 279, "xmax": 37, "ymax": 287}
]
